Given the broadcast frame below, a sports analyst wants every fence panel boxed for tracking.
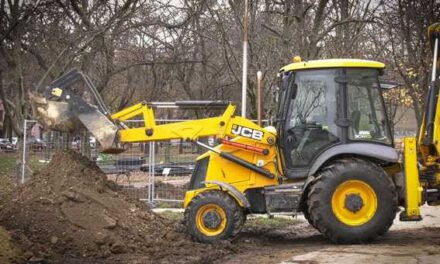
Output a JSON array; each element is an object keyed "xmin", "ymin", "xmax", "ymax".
[
  {"xmin": 20, "ymin": 120, "xmax": 79, "ymax": 184},
  {"xmin": 19, "ymin": 119, "xmax": 218, "ymax": 206},
  {"xmin": 19, "ymin": 119, "xmax": 271, "ymax": 206}
]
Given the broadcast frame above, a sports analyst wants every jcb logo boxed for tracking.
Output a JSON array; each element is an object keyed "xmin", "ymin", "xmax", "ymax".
[{"xmin": 231, "ymin": 125, "xmax": 264, "ymax": 140}]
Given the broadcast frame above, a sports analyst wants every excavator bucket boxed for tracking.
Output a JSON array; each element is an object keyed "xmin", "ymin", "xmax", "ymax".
[
  {"xmin": 76, "ymin": 107, "xmax": 121, "ymax": 154},
  {"xmin": 30, "ymin": 92, "xmax": 82, "ymax": 132},
  {"xmin": 30, "ymin": 70, "xmax": 124, "ymax": 153}
]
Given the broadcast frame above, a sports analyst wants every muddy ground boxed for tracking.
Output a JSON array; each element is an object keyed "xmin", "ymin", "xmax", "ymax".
[
  {"xmin": 218, "ymin": 210, "xmax": 440, "ymax": 264},
  {"xmin": 0, "ymin": 151, "xmax": 230, "ymax": 263},
  {"xmin": 1, "ymin": 151, "xmax": 440, "ymax": 263}
]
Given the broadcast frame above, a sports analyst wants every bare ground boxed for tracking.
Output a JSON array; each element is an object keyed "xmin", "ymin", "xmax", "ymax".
[
  {"xmin": 219, "ymin": 207, "xmax": 440, "ymax": 264},
  {"xmin": 1, "ymin": 150, "xmax": 440, "ymax": 263}
]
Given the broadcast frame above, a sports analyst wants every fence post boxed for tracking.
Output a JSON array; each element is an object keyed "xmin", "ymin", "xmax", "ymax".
[
  {"xmin": 151, "ymin": 141, "xmax": 155, "ymax": 203},
  {"xmin": 148, "ymin": 141, "xmax": 152, "ymax": 203},
  {"xmin": 21, "ymin": 119, "xmax": 27, "ymax": 184},
  {"xmin": 148, "ymin": 141, "xmax": 156, "ymax": 204}
]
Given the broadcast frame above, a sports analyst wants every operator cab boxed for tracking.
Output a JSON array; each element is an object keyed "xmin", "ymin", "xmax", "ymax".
[{"xmin": 276, "ymin": 58, "xmax": 394, "ymax": 179}]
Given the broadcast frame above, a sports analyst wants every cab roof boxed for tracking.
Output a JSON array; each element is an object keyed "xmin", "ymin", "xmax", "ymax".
[{"xmin": 280, "ymin": 59, "xmax": 385, "ymax": 72}]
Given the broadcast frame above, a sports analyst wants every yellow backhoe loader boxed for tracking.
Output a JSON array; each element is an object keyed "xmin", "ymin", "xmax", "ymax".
[{"xmin": 30, "ymin": 23, "xmax": 440, "ymax": 244}]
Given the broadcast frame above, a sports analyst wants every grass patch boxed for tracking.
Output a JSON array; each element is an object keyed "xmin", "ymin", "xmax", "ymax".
[
  {"xmin": 245, "ymin": 216, "xmax": 300, "ymax": 229},
  {"xmin": 154, "ymin": 201, "xmax": 184, "ymax": 209},
  {"xmin": 158, "ymin": 211, "xmax": 300, "ymax": 229},
  {"xmin": 27, "ymin": 156, "xmax": 49, "ymax": 173},
  {"xmin": 0, "ymin": 153, "xmax": 17, "ymax": 195},
  {"xmin": 158, "ymin": 211, "xmax": 184, "ymax": 221},
  {"xmin": 0, "ymin": 154, "xmax": 16, "ymax": 178}
]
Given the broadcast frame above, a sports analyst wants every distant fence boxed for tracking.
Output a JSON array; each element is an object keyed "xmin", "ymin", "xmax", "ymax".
[
  {"xmin": 20, "ymin": 119, "xmax": 409, "ymax": 205},
  {"xmin": 18, "ymin": 119, "xmax": 236, "ymax": 206}
]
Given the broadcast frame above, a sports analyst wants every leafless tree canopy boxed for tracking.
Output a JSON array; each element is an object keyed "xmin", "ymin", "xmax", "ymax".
[{"xmin": 0, "ymin": 0, "xmax": 439, "ymax": 138}]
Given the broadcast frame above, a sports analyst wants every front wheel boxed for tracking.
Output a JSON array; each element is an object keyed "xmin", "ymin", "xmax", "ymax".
[
  {"xmin": 307, "ymin": 158, "xmax": 397, "ymax": 244},
  {"xmin": 184, "ymin": 190, "xmax": 244, "ymax": 243}
]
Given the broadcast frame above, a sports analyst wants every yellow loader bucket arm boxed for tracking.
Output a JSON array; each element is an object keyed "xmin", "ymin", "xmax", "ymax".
[
  {"xmin": 112, "ymin": 101, "xmax": 275, "ymax": 146},
  {"xmin": 31, "ymin": 69, "xmax": 275, "ymax": 154}
]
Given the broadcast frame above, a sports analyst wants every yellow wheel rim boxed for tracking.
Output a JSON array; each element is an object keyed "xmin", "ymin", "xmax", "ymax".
[
  {"xmin": 331, "ymin": 180, "xmax": 377, "ymax": 226},
  {"xmin": 195, "ymin": 204, "xmax": 227, "ymax": 236}
]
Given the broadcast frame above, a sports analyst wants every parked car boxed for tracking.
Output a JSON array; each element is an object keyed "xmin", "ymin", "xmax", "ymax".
[
  {"xmin": 28, "ymin": 138, "xmax": 47, "ymax": 151},
  {"xmin": 71, "ymin": 136, "xmax": 97, "ymax": 150},
  {"xmin": 11, "ymin": 137, "xmax": 18, "ymax": 148},
  {"xmin": 0, "ymin": 138, "xmax": 15, "ymax": 152},
  {"xmin": 89, "ymin": 137, "xmax": 96, "ymax": 148}
]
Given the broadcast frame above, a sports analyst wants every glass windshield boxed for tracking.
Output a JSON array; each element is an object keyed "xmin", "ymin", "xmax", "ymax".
[
  {"xmin": 345, "ymin": 69, "xmax": 391, "ymax": 144},
  {"xmin": 283, "ymin": 69, "xmax": 339, "ymax": 167},
  {"xmin": 276, "ymin": 71, "xmax": 293, "ymax": 127},
  {"xmin": 289, "ymin": 70, "xmax": 338, "ymax": 133}
]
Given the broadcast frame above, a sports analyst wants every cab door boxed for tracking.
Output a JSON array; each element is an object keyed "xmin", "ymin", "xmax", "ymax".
[{"xmin": 278, "ymin": 69, "xmax": 342, "ymax": 178}]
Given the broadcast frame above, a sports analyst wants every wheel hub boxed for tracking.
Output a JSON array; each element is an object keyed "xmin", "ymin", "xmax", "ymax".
[
  {"xmin": 344, "ymin": 193, "xmax": 364, "ymax": 213},
  {"xmin": 203, "ymin": 210, "xmax": 222, "ymax": 229},
  {"xmin": 331, "ymin": 180, "xmax": 378, "ymax": 226}
]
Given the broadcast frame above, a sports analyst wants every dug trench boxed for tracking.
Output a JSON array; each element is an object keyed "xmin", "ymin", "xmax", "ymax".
[{"xmin": 2, "ymin": 151, "xmax": 440, "ymax": 264}]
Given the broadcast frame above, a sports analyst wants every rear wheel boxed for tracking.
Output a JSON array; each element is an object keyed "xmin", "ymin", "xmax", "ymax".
[
  {"xmin": 307, "ymin": 158, "xmax": 397, "ymax": 243},
  {"xmin": 184, "ymin": 190, "xmax": 244, "ymax": 243}
]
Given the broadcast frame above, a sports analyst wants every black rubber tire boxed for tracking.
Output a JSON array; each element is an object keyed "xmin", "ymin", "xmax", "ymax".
[
  {"xmin": 302, "ymin": 207, "xmax": 316, "ymax": 228},
  {"xmin": 184, "ymin": 190, "xmax": 244, "ymax": 243},
  {"xmin": 303, "ymin": 182, "xmax": 318, "ymax": 229},
  {"xmin": 307, "ymin": 158, "xmax": 398, "ymax": 244}
]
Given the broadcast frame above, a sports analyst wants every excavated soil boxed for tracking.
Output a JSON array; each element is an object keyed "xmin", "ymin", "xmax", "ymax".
[
  {"xmin": 0, "ymin": 151, "xmax": 231, "ymax": 263},
  {"xmin": 3, "ymin": 150, "xmax": 440, "ymax": 263}
]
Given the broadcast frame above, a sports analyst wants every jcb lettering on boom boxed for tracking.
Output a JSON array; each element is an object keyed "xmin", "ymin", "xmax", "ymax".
[{"xmin": 231, "ymin": 125, "xmax": 264, "ymax": 140}]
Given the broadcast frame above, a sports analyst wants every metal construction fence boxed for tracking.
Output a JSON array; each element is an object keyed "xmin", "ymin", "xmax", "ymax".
[
  {"xmin": 15, "ymin": 119, "xmax": 417, "ymax": 206},
  {"xmin": 18, "ymin": 119, "xmax": 220, "ymax": 206}
]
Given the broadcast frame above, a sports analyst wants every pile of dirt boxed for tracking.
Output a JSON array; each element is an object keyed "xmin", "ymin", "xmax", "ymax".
[
  {"xmin": 0, "ymin": 151, "xmax": 230, "ymax": 263},
  {"xmin": 0, "ymin": 226, "xmax": 21, "ymax": 263}
]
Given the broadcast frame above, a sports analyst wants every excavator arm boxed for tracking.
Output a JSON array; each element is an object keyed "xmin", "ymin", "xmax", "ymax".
[
  {"xmin": 111, "ymin": 101, "xmax": 274, "ymax": 145},
  {"xmin": 30, "ymin": 69, "xmax": 276, "ymax": 154},
  {"xmin": 401, "ymin": 23, "xmax": 440, "ymax": 221},
  {"xmin": 418, "ymin": 22, "xmax": 440, "ymax": 162}
]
